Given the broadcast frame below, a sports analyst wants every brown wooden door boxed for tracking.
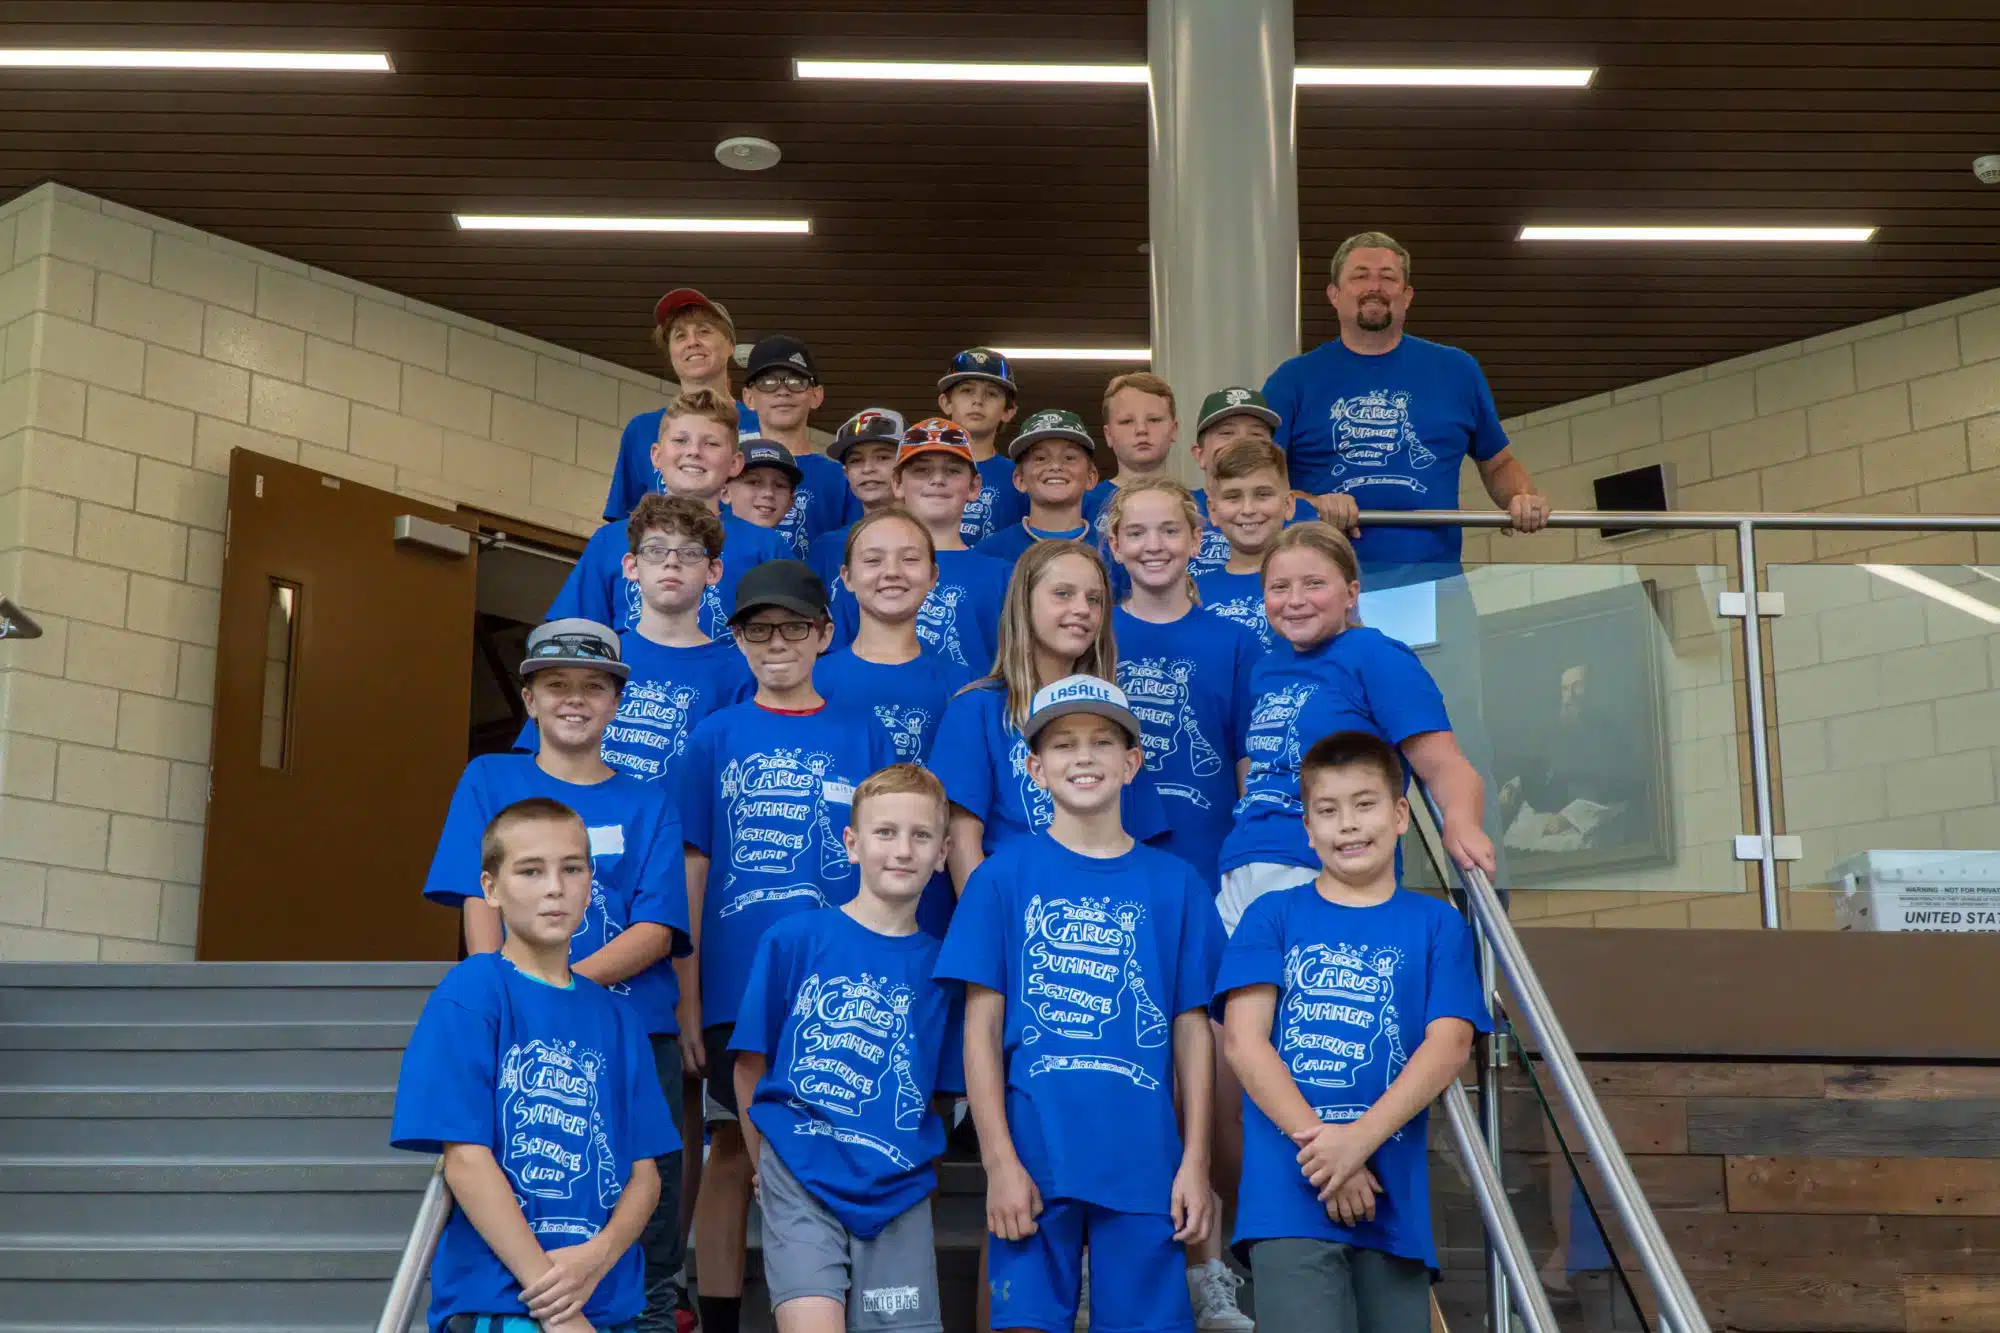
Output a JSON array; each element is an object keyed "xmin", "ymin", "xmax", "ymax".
[{"xmin": 197, "ymin": 453, "xmax": 475, "ymax": 960}]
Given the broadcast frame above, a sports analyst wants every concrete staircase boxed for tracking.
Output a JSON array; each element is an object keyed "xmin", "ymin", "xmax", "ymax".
[{"xmin": 0, "ymin": 962, "xmax": 447, "ymax": 1333}]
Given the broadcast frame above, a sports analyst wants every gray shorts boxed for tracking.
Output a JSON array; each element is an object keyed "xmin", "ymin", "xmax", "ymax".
[
  {"xmin": 1249, "ymin": 1237, "xmax": 1431, "ymax": 1333},
  {"xmin": 757, "ymin": 1141, "xmax": 941, "ymax": 1333}
]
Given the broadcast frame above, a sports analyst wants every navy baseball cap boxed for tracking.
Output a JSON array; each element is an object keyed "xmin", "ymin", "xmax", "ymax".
[
  {"xmin": 745, "ymin": 335, "xmax": 818, "ymax": 384},
  {"xmin": 739, "ymin": 436, "xmax": 804, "ymax": 486},
  {"xmin": 938, "ymin": 348, "xmax": 1017, "ymax": 397}
]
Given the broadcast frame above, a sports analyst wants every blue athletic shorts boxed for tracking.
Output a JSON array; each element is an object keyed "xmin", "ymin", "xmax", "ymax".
[{"xmin": 987, "ymin": 1200, "xmax": 1192, "ymax": 1333}]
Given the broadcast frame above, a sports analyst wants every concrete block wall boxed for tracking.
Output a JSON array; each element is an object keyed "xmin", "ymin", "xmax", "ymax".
[
  {"xmin": 0, "ymin": 183, "xmax": 678, "ymax": 960},
  {"xmin": 1456, "ymin": 288, "xmax": 2000, "ymax": 929}
]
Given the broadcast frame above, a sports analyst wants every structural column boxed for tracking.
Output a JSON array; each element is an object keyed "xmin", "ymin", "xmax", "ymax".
[{"xmin": 1147, "ymin": 0, "xmax": 1300, "ymax": 470}]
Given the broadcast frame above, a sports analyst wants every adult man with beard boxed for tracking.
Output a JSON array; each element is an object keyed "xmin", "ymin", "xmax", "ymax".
[{"xmin": 1262, "ymin": 231, "xmax": 1550, "ymax": 588}]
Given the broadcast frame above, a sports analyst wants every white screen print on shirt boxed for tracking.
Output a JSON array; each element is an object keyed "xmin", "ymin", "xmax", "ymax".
[
  {"xmin": 1326, "ymin": 389, "xmax": 1440, "ymax": 496},
  {"xmin": 1236, "ymin": 683, "xmax": 1316, "ymax": 817},
  {"xmin": 873, "ymin": 704, "xmax": 934, "ymax": 763},
  {"xmin": 783, "ymin": 971, "xmax": 925, "ymax": 1169},
  {"xmin": 622, "ymin": 568, "xmax": 728, "ymax": 642},
  {"xmin": 603, "ymin": 682, "xmax": 700, "ymax": 781},
  {"xmin": 718, "ymin": 748, "xmax": 850, "ymax": 916},
  {"xmin": 498, "ymin": 1037, "xmax": 623, "ymax": 1243},
  {"xmin": 1120, "ymin": 656, "xmax": 1223, "ymax": 807},
  {"xmin": 1006, "ymin": 734, "xmax": 1055, "ymax": 833},
  {"xmin": 914, "ymin": 583, "xmax": 971, "ymax": 667},
  {"xmin": 1280, "ymin": 941, "xmax": 1411, "ymax": 1139},
  {"xmin": 960, "ymin": 481, "xmax": 1002, "ymax": 544},
  {"xmin": 1019, "ymin": 895, "xmax": 1170, "ymax": 1088}
]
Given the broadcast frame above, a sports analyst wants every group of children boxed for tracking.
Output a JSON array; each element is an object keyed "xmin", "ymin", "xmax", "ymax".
[{"xmin": 392, "ymin": 289, "xmax": 1501, "ymax": 1333}]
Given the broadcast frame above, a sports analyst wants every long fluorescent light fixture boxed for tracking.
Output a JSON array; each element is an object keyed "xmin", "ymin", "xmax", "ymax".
[
  {"xmin": 1520, "ymin": 225, "xmax": 1875, "ymax": 243},
  {"xmin": 796, "ymin": 59, "xmax": 1592, "ymax": 89},
  {"xmin": 1861, "ymin": 564, "xmax": 2000, "ymax": 626},
  {"xmin": 989, "ymin": 346, "xmax": 1151, "ymax": 362},
  {"xmin": 455, "ymin": 215, "xmax": 811, "ymax": 235},
  {"xmin": 0, "ymin": 49, "xmax": 393, "ymax": 71}
]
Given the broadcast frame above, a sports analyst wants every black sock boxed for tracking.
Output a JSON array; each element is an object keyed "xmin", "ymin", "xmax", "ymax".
[{"xmin": 699, "ymin": 1294, "xmax": 742, "ymax": 1333}]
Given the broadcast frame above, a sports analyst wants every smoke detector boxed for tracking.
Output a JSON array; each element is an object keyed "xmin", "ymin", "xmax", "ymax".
[{"xmin": 716, "ymin": 137, "xmax": 782, "ymax": 172}]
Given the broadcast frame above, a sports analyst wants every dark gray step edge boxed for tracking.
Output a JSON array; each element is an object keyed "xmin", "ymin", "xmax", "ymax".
[
  {"xmin": 0, "ymin": 1158, "xmax": 433, "ymax": 1192},
  {"xmin": 0, "ymin": 1022, "xmax": 415, "ymax": 1050},
  {"xmin": 0, "ymin": 1088, "xmax": 395, "ymax": 1117},
  {"xmin": 0, "ymin": 1238, "xmax": 402, "ymax": 1280},
  {"xmin": 0, "ymin": 962, "xmax": 452, "ymax": 987}
]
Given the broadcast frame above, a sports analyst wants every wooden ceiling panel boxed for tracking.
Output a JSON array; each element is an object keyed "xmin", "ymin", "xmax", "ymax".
[{"xmin": 1, "ymin": 1, "xmax": 1996, "ymax": 423}]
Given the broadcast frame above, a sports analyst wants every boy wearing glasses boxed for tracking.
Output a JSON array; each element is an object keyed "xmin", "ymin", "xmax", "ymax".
[
  {"xmin": 741, "ymin": 335, "xmax": 856, "ymax": 561},
  {"xmin": 672, "ymin": 561, "xmax": 899, "ymax": 1333},
  {"xmin": 547, "ymin": 389, "xmax": 788, "ymax": 642},
  {"xmin": 422, "ymin": 619, "xmax": 695, "ymax": 1333},
  {"xmin": 937, "ymin": 348, "xmax": 1026, "ymax": 545}
]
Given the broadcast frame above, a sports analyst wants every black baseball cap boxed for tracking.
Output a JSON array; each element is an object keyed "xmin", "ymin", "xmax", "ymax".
[
  {"xmin": 829, "ymin": 408, "xmax": 908, "ymax": 463},
  {"xmin": 739, "ymin": 436, "xmax": 804, "ymax": 486},
  {"xmin": 728, "ymin": 560, "xmax": 829, "ymax": 625},
  {"xmin": 745, "ymin": 335, "xmax": 818, "ymax": 385}
]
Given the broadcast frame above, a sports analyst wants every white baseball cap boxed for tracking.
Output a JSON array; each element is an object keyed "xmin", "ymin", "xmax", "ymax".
[{"xmin": 1023, "ymin": 674, "xmax": 1141, "ymax": 744}]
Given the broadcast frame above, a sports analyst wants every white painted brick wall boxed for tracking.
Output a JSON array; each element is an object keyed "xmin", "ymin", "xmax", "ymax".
[{"xmin": 0, "ymin": 182, "xmax": 675, "ymax": 959}]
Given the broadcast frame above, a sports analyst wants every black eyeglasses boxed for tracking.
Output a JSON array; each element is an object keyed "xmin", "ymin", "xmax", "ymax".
[
  {"xmin": 750, "ymin": 371, "xmax": 815, "ymax": 394},
  {"xmin": 736, "ymin": 620, "xmax": 819, "ymax": 643}
]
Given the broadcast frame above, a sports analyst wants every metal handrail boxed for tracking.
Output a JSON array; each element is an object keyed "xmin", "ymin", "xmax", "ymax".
[
  {"xmin": 1415, "ymin": 783, "xmax": 1710, "ymax": 1333},
  {"xmin": 1353, "ymin": 507, "xmax": 2000, "ymax": 532},
  {"xmin": 376, "ymin": 1158, "xmax": 453, "ymax": 1333},
  {"xmin": 1441, "ymin": 1080, "xmax": 1563, "ymax": 1333}
]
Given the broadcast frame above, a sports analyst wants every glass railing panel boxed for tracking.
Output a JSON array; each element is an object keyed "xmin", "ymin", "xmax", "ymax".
[
  {"xmin": 1386, "ymin": 562, "xmax": 1754, "ymax": 927},
  {"xmin": 1767, "ymin": 562, "xmax": 2000, "ymax": 931}
]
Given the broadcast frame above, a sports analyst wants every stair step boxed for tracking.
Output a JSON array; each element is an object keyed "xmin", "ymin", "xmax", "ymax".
[
  {"xmin": 0, "ymin": 1237, "xmax": 402, "ymax": 1280},
  {"xmin": 2, "ymin": 1187, "xmax": 426, "ymax": 1239},
  {"xmin": 0, "ymin": 962, "xmax": 447, "ymax": 1025},
  {"xmin": 0, "ymin": 1275, "xmax": 420, "ymax": 1325},
  {"xmin": 4, "ymin": 1115, "xmax": 394, "ymax": 1158},
  {"xmin": 0, "ymin": 963, "xmax": 452, "ymax": 987},
  {"xmin": 0, "ymin": 1157, "xmax": 432, "ymax": 1193},
  {"xmin": 0, "ymin": 1022, "xmax": 415, "ymax": 1051},
  {"xmin": 0, "ymin": 1046, "xmax": 404, "ymax": 1088},
  {"xmin": 0, "ymin": 1088, "xmax": 396, "ymax": 1118}
]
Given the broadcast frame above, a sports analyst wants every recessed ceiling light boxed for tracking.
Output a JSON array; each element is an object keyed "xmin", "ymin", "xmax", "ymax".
[
  {"xmin": 1520, "ymin": 225, "xmax": 1875, "ymax": 243},
  {"xmin": 0, "ymin": 49, "xmax": 393, "ymax": 71},
  {"xmin": 454, "ymin": 215, "xmax": 811, "ymax": 235},
  {"xmin": 795, "ymin": 59, "xmax": 1592, "ymax": 89},
  {"xmin": 989, "ymin": 346, "xmax": 1151, "ymax": 361}
]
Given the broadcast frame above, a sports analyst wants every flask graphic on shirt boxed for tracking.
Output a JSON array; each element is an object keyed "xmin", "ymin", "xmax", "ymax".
[
  {"xmin": 1020, "ymin": 895, "xmax": 1163, "ymax": 1088},
  {"xmin": 1008, "ymin": 734, "xmax": 1056, "ymax": 833},
  {"xmin": 1279, "ymin": 942, "xmax": 1410, "ymax": 1134},
  {"xmin": 1119, "ymin": 658, "xmax": 1221, "ymax": 804},
  {"xmin": 915, "ymin": 585, "xmax": 969, "ymax": 666},
  {"xmin": 497, "ymin": 1039, "xmax": 615, "ymax": 1239},
  {"xmin": 570, "ymin": 877, "xmax": 631, "ymax": 997},
  {"xmin": 784, "ymin": 972, "xmax": 920, "ymax": 1169}
]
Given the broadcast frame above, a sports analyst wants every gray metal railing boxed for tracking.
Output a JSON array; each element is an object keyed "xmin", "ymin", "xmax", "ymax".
[
  {"xmin": 376, "ymin": 1159, "xmax": 453, "ymax": 1333},
  {"xmin": 1362, "ymin": 505, "xmax": 2000, "ymax": 929},
  {"xmin": 1442, "ymin": 1080, "xmax": 1562, "ymax": 1333}
]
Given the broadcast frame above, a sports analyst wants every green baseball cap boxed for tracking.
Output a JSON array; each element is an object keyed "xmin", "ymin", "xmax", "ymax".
[
  {"xmin": 1196, "ymin": 386, "xmax": 1281, "ymax": 436},
  {"xmin": 1008, "ymin": 408, "xmax": 1119, "ymax": 480}
]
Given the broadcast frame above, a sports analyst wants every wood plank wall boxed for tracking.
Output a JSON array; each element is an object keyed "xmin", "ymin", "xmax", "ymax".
[{"xmin": 1428, "ymin": 1061, "xmax": 2000, "ymax": 1333}]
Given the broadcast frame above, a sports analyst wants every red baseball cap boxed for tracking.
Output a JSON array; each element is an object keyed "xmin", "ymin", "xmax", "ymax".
[{"xmin": 653, "ymin": 288, "xmax": 735, "ymax": 338}]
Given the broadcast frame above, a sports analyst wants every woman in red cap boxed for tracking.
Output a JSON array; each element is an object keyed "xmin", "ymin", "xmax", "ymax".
[{"xmin": 605, "ymin": 289, "xmax": 757, "ymax": 521}]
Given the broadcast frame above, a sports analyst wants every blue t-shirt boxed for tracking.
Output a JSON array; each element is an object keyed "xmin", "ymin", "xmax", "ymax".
[
  {"xmin": 423, "ymin": 754, "xmax": 690, "ymax": 1035},
  {"xmin": 1262, "ymin": 335, "xmax": 1508, "ymax": 582},
  {"xmin": 605, "ymin": 404, "xmax": 762, "ymax": 521},
  {"xmin": 511, "ymin": 634, "xmax": 755, "ymax": 778},
  {"xmin": 732, "ymin": 908, "xmax": 965, "ymax": 1238},
  {"xmin": 676, "ymin": 702, "xmax": 901, "ymax": 1027},
  {"xmin": 813, "ymin": 648, "xmax": 975, "ymax": 938},
  {"xmin": 547, "ymin": 509, "xmax": 787, "ymax": 643},
  {"xmin": 962, "ymin": 455, "xmax": 1027, "ymax": 546},
  {"xmin": 1220, "ymin": 628, "xmax": 1451, "ymax": 874},
  {"xmin": 1194, "ymin": 568, "xmax": 1273, "ymax": 652},
  {"xmin": 805, "ymin": 523, "xmax": 852, "ymax": 591},
  {"xmin": 1215, "ymin": 886, "xmax": 1489, "ymax": 1267},
  {"xmin": 972, "ymin": 517, "xmax": 1090, "ymax": 569},
  {"xmin": 934, "ymin": 834, "xmax": 1224, "ymax": 1214},
  {"xmin": 827, "ymin": 549, "xmax": 1010, "ymax": 672},
  {"xmin": 930, "ymin": 680, "xmax": 1172, "ymax": 856},
  {"xmin": 771, "ymin": 452, "xmax": 859, "ymax": 562},
  {"xmin": 1113, "ymin": 607, "xmax": 1261, "ymax": 888},
  {"xmin": 1189, "ymin": 488, "xmax": 1319, "ymax": 580},
  {"xmin": 391, "ymin": 953, "xmax": 678, "ymax": 1331}
]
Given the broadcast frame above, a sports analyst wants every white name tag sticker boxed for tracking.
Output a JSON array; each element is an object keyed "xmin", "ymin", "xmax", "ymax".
[
  {"xmin": 588, "ymin": 824, "xmax": 626, "ymax": 857},
  {"xmin": 823, "ymin": 780, "xmax": 855, "ymax": 806}
]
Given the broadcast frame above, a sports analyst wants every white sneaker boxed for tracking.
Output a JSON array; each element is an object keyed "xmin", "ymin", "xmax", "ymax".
[{"xmin": 1189, "ymin": 1258, "xmax": 1255, "ymax": 1333}]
